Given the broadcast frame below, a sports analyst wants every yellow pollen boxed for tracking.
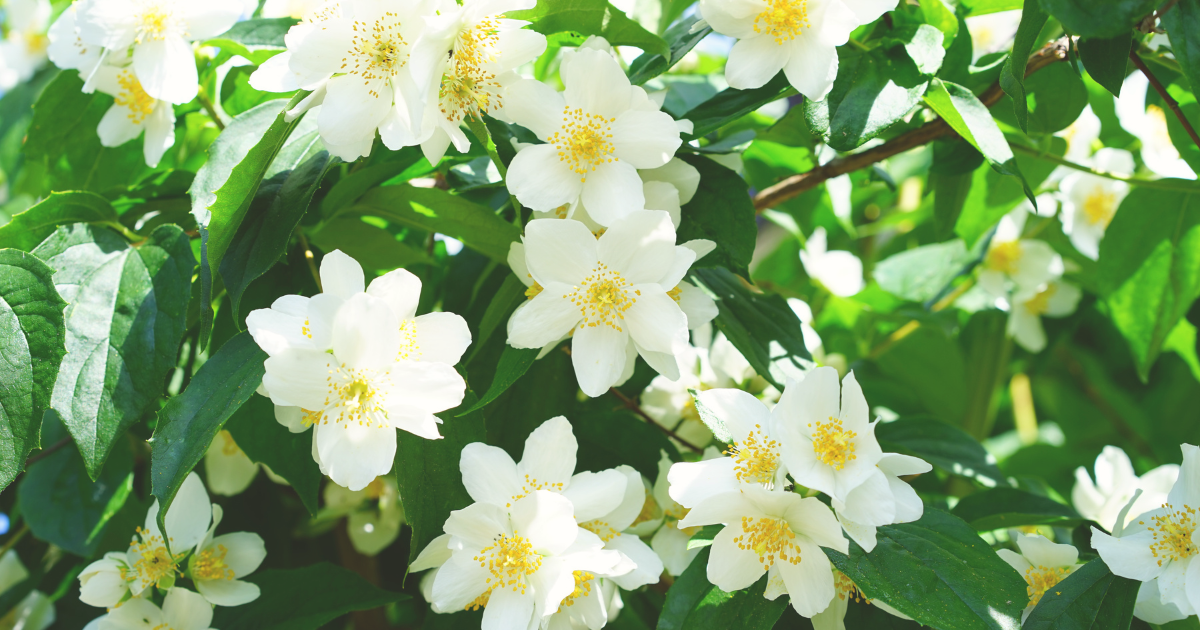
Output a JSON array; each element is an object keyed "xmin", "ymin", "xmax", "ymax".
[
  {"xmin": 753, "ymin": 0, "xmax": 810, "ymax": 45},
  {"xmin": 525, "ymin": 282, "xmax": 544, "ymax": 300},
  {"xmin": 191, "ymin": 544, "xmax": 235, "ymax": 581},
  {"xmin": 1024, "ymin": 565, "xmax": 1071, "ymax": 607},
  {"xmin": 549, "ymin": 107, "xmax": 616, "ymax": 182},
  {"xmin": 342, "ymin": 14, "xmax": 408, "ymax": 98},
  {"xmin": 507, "ymin": 474, "xmax": 564, "ymax": 506},
  {"xmin": 1023, "ymin": 284, "xmax": 1058, "ymax": 316},
  {"xmin": 560, "ymin": 571, "xmax": 595, "ymax": 608},
  {"xmin": 566, "ymin": 264, "xmax": 635, "ymax": 332},
  {"xmin": 129, "ymin": 527, "xmax": 179, "ymax": 585},
  {"xmin": 834, "ymin": 570, "xmax": 870, "ymax": 603},
  {"xmin": 631, "ymin": 493, "xmax": 658, "ymax": 527},
  {"xmin": 115, "ymin": 70, "xmax": 155, "ymax": 125},
  {"xmin": 301, "ymin": 408, "xmax": 323, "ymax": 427},
  {"xmin": 667, "ymin": 285, "xmax": 683, "ymax": 303},
  {"xmin": 733, "ymin": 516, "xmax": 800, "ymax": 568},
  {"xmin": 1147, "ymin": 503, "xmax": 1197, "ymax": 566},
  {"xmin": 135, "ymin": 1, "xmax": 178, "ymax": 42},
  {"xmin": 724, "ymin": 424, "xmax": 780, "ymax": 485},
  {"xmin": 25, "ymin": 33, "xmax": 48, "ymax": 54},
  {"xmin": 985, "ymin": 241, "xmax": 1022, "ymax": 275},
  {"xmin": 1082, "ymin": 189, "xmax": 1117, "ymax": 227},
  {"xmin": 218, "ymin": 430, "xmax": 241, "ymax": 456},
  {"xmin": 301, "ymin": 318, "xmax": 313, "ymax": 339},
  {"xmin": 464, "ymin": 590, "xmax": 491, "ymax": 611},
  {"xmin": 810, "ymin": 417, "xmax": 857, "ymax": 470},
  {"xmin": 439, "ymin": 16, "xmax": 503, "ymax": 123},
  {"xmin": 321, "ymin": 364, "xmax": 391, "ymax": 428},
  {"xmin": 554, "ymin": 204, "xmax": 570, "ymax": 219},
  {"xmin": 580, "ymin": 520, "xmax": 619, "ymax": 543},
  {"xmin": 474, "ymin": 531, "xmax": 541, "ymax": 595},
  {"xmin": 397, "ymin": 319, "xmax": 420, "ymax": 361}
]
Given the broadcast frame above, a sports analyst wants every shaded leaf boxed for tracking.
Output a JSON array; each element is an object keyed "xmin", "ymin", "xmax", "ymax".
[
  {"xmin": 0, "ymin": 192, "xmax": 121, "ymax": 251},
  {"xmin": 677, "ymin": 155, "xmax": 758, "ymax": 278},
  {"xmin": 684, "ymin": 74, "xmax": 795, "ymax": 139},
  {"xmin": 1038, "ymin": 0, "xmax": 1158, "ymax": 39},
  {"xmin": 572, "ymin": 410, "xmax": 681, "ymax": 480},
  {"xmin": 805, "ymin": 46, "xmax": 931, "ymax": 151},
  {"xmin": 1079, "ymin": 33, "xmax": 1133, "ymax": 97},
  {"xmin": 628, "ymin": 15, "xmax": 711, "ymax": 86},
  {"xmin": 458, "ymin": 346, "xmax": 539, "ymax": 416},
  {"xmin": 224, "ymin": 394, "xmax": 322, "ymax": 515},
  {"xmin": 876, "ymin": 416, "xmax": 1007, "ymax": 488},
  {"xmin": 951, "ymin": 487, "xmax": 1082, "ymax": 530},
  {"xmin": 1164, "ymin": 0, "xmax": 1200, "ymax": 98},
  {"xmin": 658, "ymin": 547, "xmax": 787, "ymax": 630},
  {"xmin": 873, "ymin": 240, "xmax": 972, "ymax": 303},
  {"xmin": 309, "ymin": 217, "xmax": 432, "ymax": 271},
  {"xmin": 207, "ymin": 17, "xmax": 297, "ymax": 51},
  {"xmin": 1000, "ymin": 0, "xmax": 1050, "ymax": 132},
  {"xmin": 211, "ymin": 563, "xmax": 407, "ymax": 630},
  {"xmin": 1023, "ymin": 558, "xmax": 1139, "ymax": 630}
]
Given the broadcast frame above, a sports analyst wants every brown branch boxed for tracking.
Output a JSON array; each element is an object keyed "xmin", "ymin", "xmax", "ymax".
[
  {"xmin": 25, "ymin": 437, "xmax": 71, "ymax": 467},
  {"xmin": 753, "ymin": 38, "xmax": 1071, "ymax": 213},
  {"xmin": 1129, "ymin": 50, "xmax": 1200, "ymax": 151},
  {"xmin": 608, "ymin": 387, "xmax": 705, "ymax": 453}
]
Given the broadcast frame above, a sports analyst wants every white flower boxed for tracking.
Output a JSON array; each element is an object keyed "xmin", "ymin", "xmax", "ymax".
[
  {"xmin": 90, "ymin": 65, "xmax": 175, "ymax": 167},
  {"xmin": 125, "ymin": 472, "xmax": 214, "ymax": 597},
  {"xmin": 505, "ymin": 211, "xmax": 700, "ymax": 397},
  {"xmin": 977, "ymin": 207, "xmax": 1063, "ymax": 298},
  {"xmin": 247, "ymin": 0, "xmax": 339, "ymax": 110},
  {"xmin": 800, "ymin": 227, "xmax": 863, "ymax": 297},
  {"xmin": 697, "ymin": 0, "xmax": 858, "ymax": 99},
  {"xmin": 250, "ymin": 251, "xmax": 470, "ymax": 491},
  {"xmin": 1057, "ymin": 104, "xmax": 1101, "ymax": 163},
  {"xmin": 95, "ymin": 587, "xmax": 213, "ymax": 630},
  {"xmin": 541, "ymin": 577, "xmax": 624, "ymax": 630},
  {"xmin": 641, "ymin": 345, "xmax": 721, "ymax": 450},
  {"xmin": 409, "ymin": 0, "xmax": 546, "ymax": 165},
  {"xmin": 1059, "ymin": 148, "xmax": 1134, "ymax": 260},
  {"xmin": 649, "ymin": 451, "xmax": 704, "ymax": 576},
  {"xmin": 77, "ymin": 0, "xmax": 242, "ymax": 104},
  {"xmin": 831, "ymin": 453, "xmax": 929, "ymax": 552},
  {"xmin": 0, "ymin": 0, "xmax": 51, "ymax": 90},
  {"xmin": 424, "ymin": 491, "xmax": 626, "ymax": 630},
  {"xmin": 996, "ymin": 532, "xmax": 1082, "ymax": 622},
  {"xmin": 185, "ymin": 506, "xmax": 266, "ymax": 606},
  {"xmin": 1092, "ymin": 444, "xmax": 1200, "ymax": 617},
  {"xmin": 1117, "ymin": 73, "xmax": 1196, "ymax": 180},
  {"xmin": 78, "ymin": 552, "xmax": 134, "ymax": 608},
  {"xmin": 679, "ymin": 485, "xmax": 848, "ymax": 617},
  {"xmin": 261, "ymin": 0, "xmax": 327, "ymax": 18},
  {"xmin": 500, "ymin": 48, "xmax": 682, "ymax": 226},
  {"xmin": 964, "ymin": 9, "xmax": 1021, "ymax": 60},
  {"xmin": 1074, "ymin": 446, "xmax": 1179, "ymax": 533},
  {"xmin": 47, "ymin": 0, "xmax": 104, "ymax": 78},
  {"xmin": 0, "ymin": 551, "xmax": 54, "ymax": 630},
  {"xmin": 1007, "ymin": 279, "xmax": 1082, "ymax": 353},
  {"xmin": 323, "ymin": 476, "xmax": 406, "ymax": 556},
  {"xmin": 1134, "ymin": 576, "xmax": 1190, "ymax": 625},
  {"xmin": 774, "ymin": 367, "xmax": 885, "ymax": 504},
  {"xmin": 204, "ymin": 430, "xmax": 259, "ymax": 496}
]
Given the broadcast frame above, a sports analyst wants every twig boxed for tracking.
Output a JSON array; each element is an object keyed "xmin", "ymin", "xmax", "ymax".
[
  {"xmin": 196, "ymin": 86, "xmax": 226, "ymax": 132},
  {"xmin": 297, "ymin": 232, "xmax": 323, "ymax": 292},
  {"xmin": 1010, "ymin": 143, "xmax": 1200, "ymax": 191},
  {"xmin": 753, "ymin": 38, "xmax": 1070, "ymax": 212},
  {"xmin": 0, "ymin": 524, "xmax": 29, "ymax": 559},
  {"xmin": 25, "ymin": 437, "xmax": 70, "ymax": 467},
  {"xmin": 1129, "ymin": 50, "xmax": 1200, "ymax": 151},
  {"xmin": 608, "ymin": 387, "xmax": 704, "ymax": 453}
]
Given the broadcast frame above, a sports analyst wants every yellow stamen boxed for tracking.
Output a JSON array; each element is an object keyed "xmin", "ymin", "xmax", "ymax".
[
  {"xmin": 474, "ymin": 531, "xmax": 541, "ymax": 595},
  {"xmin": 560, "ymin": 571, "xmax": 595, "ymax": 608},
  {"xmin": 1023, "ymin": 284, "xmax": 1057, "ymax": 316},
  {"xmin": 1024, "ymin": 565, "xmax": 1071, "ymax": 607},
  {"xmin": 1146, "ymin": 503, "xmax": 1197, "ymax": 567},
  {"xmin": 985, "ymin": 241, "xmax": 1022, "ymax": 275},
  {"xmin": 342, "ymin": 13, "xmax": 408, "ymax": 98},
  {"xmin": 753, "ymin": 0, "xmax": 811, "ymax": 45},
  {"xmin": 724, "ymin": 424, "xmax": 780, "ymax": 485},
  {"xmin": 439, "ymin": 16, "xmax": 504, "ymax": 123},
  {"xmin": 810, "ymin": 417, "xmax": 857, "ymax": 470},
  {"xmin": 549, "ymin": 107, "xmax": 617, "ymax": 182},
  {"xmin": 733, "ymin": 516, "xmax": 800, "ymax": 568},
  {"xmin": 115, "ymin": 70, "xmax": 155, "ymax": 125},
  {"xmin": 566, "ymin": 264, "xmax": 637, "ymax": 332},
  {"xmin": 1082, "ymin": 189, "xmax": 1117, "ymax": 228},
  {"xmin": 191, "ymin": 544, "xmax": 235, "ymax": 581}
]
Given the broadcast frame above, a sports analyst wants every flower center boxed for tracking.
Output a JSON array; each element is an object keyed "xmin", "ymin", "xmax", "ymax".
[
  {"xmin": 580, "ymin": 520, "xmax": 619, "ymax": 543},
  {"xmin": 524, "ymin": 282, "xmax": 544, "ymax": 300},
  {"xmin": 301, "ymin": 408, "xmax": 323, "ymax": 427},
  {"xmin": 1024, "ymin": 565, "xmax": 1070, "ymax": 607},
  {"xmin": 753, "ymin": 0, "xmax": 810, "ymax": 45},
  {"xmin": 1023, "ymin": 283, "xmax": 1057, "ymax": 316},
  {"xmin": 985, "ymin": 241, "xmax": 1022, "ymax": 275},
  {"xmin": 725, "ymin": 424, "xmax": 780, "ymax": 485},
  {"xmin": 136, "ymin": 1, "xmax": 180, "ymax": 42},
  {"xmin": 567, "ymin": 264, "xmax": 637, "ymax": 332},
  {"xmin": 560, "ymin": 571, "xmax": 595, "ymax": 608},
  {"xmin": 397, "ymin": 319, "xmax": 420, "ymax": 360},
  {"xmin": 733, "ymin": 516, "xmax": 800, "ymax": 569},
  {"xmin": 439, "ymin": 17, "xmax": 503, "ymax": 123},
  {"xmin": 115, "ymin": 70, "xmax": 156, "ymax": 125},
  {"xmin": 810, "ymin": 417, "xmax": 857, "ymax": 470},
  {"xmin": 667, "ymin": 285, "xmax": 683, "ymax": 303},
  {"xmin": 345, "ymin": 15, "xmax": 408, "ymax": 97},
  {"xmin": 1083, "ymin": 189, "xmax": 1117, "ymax": 227},
  {"xmin": 549, "ymin": 107, "xmax": 617, "ymax": 182},
  {"xmin": 475, "ymin": 531, "xmax": 542, "ymax": 593},
  {"xmin": 507, "ymin": 474, "xmax": 565, "ymax": 506},
  {"xmin": 191, "ymin": 544, "xmax": 235, "ymax": 581},
  {"xmin": 129, "ymin": 528, "xmax": 179, "ymax": 585},
  {"xmin": 631, "ymin": 494, "xmax": 658, "ymax": 527},
  {"xmin": 1146, "ymin": 503, "xmax": 1198, "ymax": 566},
  {"xmin": 322, "ymin": 365, "xmax": 391, "ymax": 428},
  {"xmin": 25, "ymin": 33, "xmax": 48, "ymax": 55},
  {"xmin": 835, "ymin": 570, "xmax": 869, "ymax": 603}
]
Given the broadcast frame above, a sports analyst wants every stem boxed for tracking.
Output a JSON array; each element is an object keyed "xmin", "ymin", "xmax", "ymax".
[
  {"xmin": 298, "ymin": 232, "xmax": 323, "ymax": 292},
  {"xmin": 608, "ymin": 387, "xmax": 704, "ymax": 453},
  {"xmin": 197, "ymin": 86, "xmax": 226, "ymax": 132},
  {"xmin": 0, "ymin": 524, "xmax": 29, "ymax": 559},
  {"xmin": 25, "ymin": 437, "xmax": 70, "ymax": 467},
  {"xmin": 1130, "ymin": 49, "xmax": 1200, "ymax": 151},
  {"xmin": 1009, "ymin": 143, "xmax": 1200, "ymax": 191}
]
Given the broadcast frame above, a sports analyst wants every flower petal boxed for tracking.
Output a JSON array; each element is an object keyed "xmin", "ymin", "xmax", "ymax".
[
  {"xmin": 578, "ymin": 160, "xmax": 645, "ymax": 227},
  {"xmin": 367, "ymin": 268, "xmax": 422, "ymax": 319},
  {"xmin": 696, "ymin": 388, "xmax": 773, "ymax": 446},
  {"xmin": 776, "ymin": 536, "xmax": 836, "ymax": 617},
  {"xmin": 596, "ymin": 210, "xmax": 677, "ymax": 284},
  {"xmin": 507, "ymin": 285, "xmax": 582, "ymax": 349},
  {"xmin": 726, "ymin": 35, "xmax": 788, "ymax": 91},
  {"xmin": 562, "ymin": 48, "xmax": 632, "ymax": 119},
  {"xmin": 332, "ymin": 293, "xmax": 401, "ymax": 369},
  {"xmin": 414, "ymin": 312, "xmax": 472, "ymax": 365},
  {"xmin": 564, "ymin": 469, "xmax": 626, "ymax": 522},
  {"xmin": 519, "ymin": 416, "xmax": 578, "ymax": 489},
  {"xmin": 524, "ymin": 218, "xmax": 599, "ymax": 286},
  {"xmin": 482, "ymin": 586, "xmax": 535, "ymax": 630},
  {"xmin": 611, "ymin": 109, "xmax": 681, "ymax": 170},
  {"xmin": 624, "ymin": 286, "xmax": 687, "ymax": 355},
  {"xmin": 162, "ymin": 587, "xmax": 213, "ymax": 630},
  {"xmin": 707, "ymin": 524, "xmax": 767, "ymax": 592},
  {"xmin": 134, "ymin": 36, "xmax": 199, "ymax": 104},
  {"xmin": 460, "ymin": 443, "xmax": 522, "ymax": 506},
  {"xmin": 572, "ymin": 323, "xmax": 629, "ymax": 397},
  {"xmin": 508, "ymin": 143, "xmax": 585, "ymax": 211},
  {"xmin": 320, "ymin": 250, "xmax": 366, "ymax": 299},
  {"xmin": 314, "ymin": 422, "xmax": 398, "ymax": 491},
  {"xmin": 511, "ymin": 491, "xmax": 579, "ymax": 556}
]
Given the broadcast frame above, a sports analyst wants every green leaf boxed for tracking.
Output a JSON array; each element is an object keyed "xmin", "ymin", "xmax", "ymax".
[
  {"xmin": 224, "ymin": 394, "xmax": 322, "ymax": 515},
  {"xmin": 0, "ymin": 192, "xmax": 122, "ymax": 251},
  {"xmin": 211, "ymin": 563, "xmax": 407, "ymax": 630},
  {"xmin": 804, "ymin": 46, "xmax": 931, "ymax": 151},
  {"xmin": 0, "ymin": 250, "xmax": 66, "ymax": 492},
  {"xmin": 873, "ymin": 240, "xmax": 972, "ymax": 302},
  {"xmin": 338, "ymin": 185, "xmax": 520, "ymax": 263},
  {"xmin": 396, "ymin": 389, "xmax": 486, "ymax": 565},
  {"xmin": 33, "ymin": 224, "xmax": 193, "ymax": 479},
  {"xmin": 869, "ymin": 325, "xmax": 968, "ymax": 427},
  {"xmin": 896, "ymin": 0, "xmax": 960, "ymax": 46},
  {"xmin": 684, "ymin": 74, "xmax": 795, "ymax": 139},
  {"xmin": 1163, "ymin": 0, "xmax": 1200, "ymax": 96},
  {"xmin": 571, "ymin": 410, "xmax": 681, "ymax": 479},
  {"xmin": 17, "ymin": 411, "xmax": 132, "ymax": 556},
  {"xmin": 825, "ymin": 509, "xmax": 1027, "ymax": 630},
  {"xmin": 206, "ymin": 17, "xmax": 298, "ymax": 52},
  {"xmin": 628, "ymin": 15, "xmax": 711, "ymax": 85},
  {"xmin": 191, "ymin": 96, "xmax": 307, "ymax": 347},
  {"xmin": 689, "ymin": 267, "xmax": 813, "ymax": 390},
  {"xmin": 510, "ymin": 0, "xmax": 668, "ymax": 55},
  {"xmin": 309, "ymin": 217, "xmax": 433, "ymax": 271},
  {"xmin": 150, "ymin": 332, "xmax": 267, "ymax": 537},
  {"xmin": 951, "ymin": 487, "xmax": 1082, "ymax": 530},
  {"xmin": 875, "ymin": 417, "xmax": 1007, "ymax": 488},
  {"xmin": 1038, "ymin": 0, "xmax": 1158, "ymax": 39},
  {"xmin": 689, "ymin": 389, "xmax": 732, "ymax": 444},
  {"xmin": 676, "ymin": 155, "xmax": 758, "ymax": 278},
  {"xmin": 1019, "ymin": 63, "xmax": 1092, "ymax": 134},
  {"xmin": 658, "ymin": 547, "xmax": 788, "ymax": 630},
  {"xmin": 1000, "ymin": 0, "xmax": 1049, "ymax": 132},
  {"xmin": 924, "ymin": 79, "xmax": 1035, "ymax": 208},
  {"xmin": 960, "ymin": 0, "xmax": 1023, "ymax": 15},
  {"xmin": 1098, "ymin": 186, "xmax": 1200, "ymax": 380},
  {"xmin": 1078, "ymin": 33, "xmax": 1133, "ymax": 97},
  {"xmin": 472, "ymin": 275, "xmax": 526, "ymax": 358},
  {"xmin": 953, "ymin": 142, "xmax": 1063, "ymax": 246},
  {"xmin": 457, "ymin": 346, "xmax": 539, "ymax": 416},
  {"xmin": 1023, "ymin": 558, "xmax": 1139, "ymax": 630}
]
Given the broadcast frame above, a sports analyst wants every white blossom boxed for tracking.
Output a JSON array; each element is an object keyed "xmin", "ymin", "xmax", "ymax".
[
  {"xmin": 1074, "ymin": 446, "xmax": 1179, "ymax": 533},
  {"xmin": 800, "ymin": 227, "xmax": 863, "ymax": 297},
  {"xmin": 1117, "ymin": 73, "xmax": 1196, "ymax": 180},
  {"xmin": 977, "ymin": 207, "xmax": 1062, "ymax": 298},
  {"xmin": 47, "ymin": 0, "xmax": 104, "ymax": 78},
  {"xmin": 1007, "ymin": 279, "xmax": 1082, "ymax": 353},
  {"xmin": 90, "ymin": 65, "xmax": 175, "ymax": 167},
  {"xmin": 187, "ymin": 506, "xmax": 266, "ymax": 606},
  {"xmin": 204, "ymin": 430, "xmax": 259, "ymax": 496},
  {"xmin": 1059, "ymin": 148, "xmax": 1134, "ymax": 260},
  {"xmin": 996, "ymin": 532, "xmax": 1082, "ymax": 622},
  {"xmin": 0, "ymin": 0, "xmax": 51, "ymax": 90},
  {"xmin": 831, "ymin": 453, "xmax": 929, "ymax": 552},
  {"xmin": 0, "ymin": 551, "xmax": 54, "ymax": 630},
  {"xmin": 93, "ymin": 587, "xmax": 213, "ymax": 630}
]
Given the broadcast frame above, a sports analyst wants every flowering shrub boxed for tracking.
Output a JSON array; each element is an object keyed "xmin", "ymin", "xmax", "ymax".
[{"xmin": 0, "ymin": 0, "xmax": 1199, "ymax": 628}]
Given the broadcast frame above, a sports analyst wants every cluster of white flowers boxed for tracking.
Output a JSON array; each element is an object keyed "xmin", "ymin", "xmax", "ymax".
[
  {"xmin": 410, "ymin": 417, "xmax": 665, "ymax": 630},
  {"xmin": 665, "ymin": 366, "xmax": 930, "ymax": 625},
  {"xmin": 77, "ymin": 472, "xmax": 266, "ymax": 629},
  {"xmin": 246, "ymin": 249, "xmax": 471, "ymax": 491},
  {"xmin": 0, "ymin": 0, "xmax": 51, "ymax": 91}
]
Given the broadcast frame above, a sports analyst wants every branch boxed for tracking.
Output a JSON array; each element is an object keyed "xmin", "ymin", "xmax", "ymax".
[
  {"xmin": 197, "ymin": 86, "xmax": 226, "ymax": 132},
  {"xmin": 25, "ymin": 437, "xmax": 71, "ymax": 467},
  {"xmin": 1129, "ymin": 50, "xmax": 1200, "ymax": 151},
  {"xmin": 608, "ymin": 387, "xmax": 705, "ymax": 453},
  {"xmin": 1010, "ymin": 143, "xmax": 1200, "ymax": 191},
  {"xmin": 753, "ymin": 38, "xmax": 1071, "ymax": 212}
]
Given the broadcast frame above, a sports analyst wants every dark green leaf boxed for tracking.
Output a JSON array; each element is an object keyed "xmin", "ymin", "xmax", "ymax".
[
  {"xmin": 1098, "ymin": 186, "xmax": 1200, "ymax": 380},
  {"xmin": 951, "ymin": 487, "xmax": 1082, "ymax": 530},
  {"xmin": 1078, "ymin": 33, "xmax": 1133, "ymax": 97},
  {"xmin": 319, "ymin": 151, "xmax": 423, "ymax": 216},
  {"xmin": 572, "ymin": 410, "xmax": 681, "ymax": 479},
  {"xmin": 396, "ymin": 389, "xmax": 486, "ymax": 565},
  {"xmin": 689, "ymin": 267, "xmax": 813, "ymax": 390},
  {"xmin": 1164, "ymin": 0, "xmax": 1200, "ymax": 97},
  {"xmin": 658, "ymin": 547, "xmax": 713, "ymax": 630},
  {"xmin": 873, "ymin": 240, "xmax": 972, "ymax": 303},
  {"xmin": 825, "ymin": 509, "xmax": 1027, "ymax": 630},
  {"xmin": 33, "ymin": 224, "xmax": 193, "ymax": 479},
  {"xmin": 510, "ymin": 0, "xmax": 668, "ymax": 55},
  {"xmin": 628, "ymin": 15, "xmax": 712, "ymax": 85},
  {"xmin": 676, "ymin": 154, "xmax": 757, "ymax": 278},
  {"xmin": 471, "ymin": 275, "xmax": 526, "ymax": 359},
  {"xmin": 0, "ymin": 192, "xmax": 121, "ymax": 251},
  {"xmin": 457, "ymin": 346, "xmax": 539, "ymax": 416},
  {"xmin": 875, "ymin": 417, "xmax": 1007, "ymax": 488},
  {"xmin": 211, "ymin": 563, "xmax": 407, "ymax": 630},
  {"xmin": 150, "ymin": 332, "xmax": 267, "ymax": 537},
  {"xmin": 657, "ymin": 547, "xmax": 787, "ymax": 630},
  {"xmin": 1000, "ymin": 0, "xmax": 1050, "ymax": 132},
  {"xmin": 207, "ymin": 17, "xmax": 298, "ymax": 51},
  {"xmin": 309, "ymin": 217, "xmax": 432, "ymax": 271},
  {"xmin": 867, "ymin": 325, "xmax": 968, "ymax": 426},
  {"xmin": 224, "ymin": 394, "xmax": 322, "ymax": 515},
  {"xmin": 1020, "ymin": 63, "xmax": 1092, "ymax": 134},
  {"xmin": 684, "ymin": 74, "xmax": 795, "ymax": 139},
  {"xmin": 1023, "ymin": 558, "xmax": 1139, "ymax": 630},
  {"xmin": 1038, "ymin": 0, "xmax": 1158, "ymax": 39},
  {"xmin": 23, "ymin": 72, "xmax": 107, "ymax": 163},
  {"xmin": 338, "ymin": 185, "xmax": 520, "ymax": 262},
  {"xmin": 18, "ymin": 411, "xmax": 132, "ymax": 556},
  {"xmin": 0, "ymin": 250, "xmax": 66, "ymax": 492}
]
